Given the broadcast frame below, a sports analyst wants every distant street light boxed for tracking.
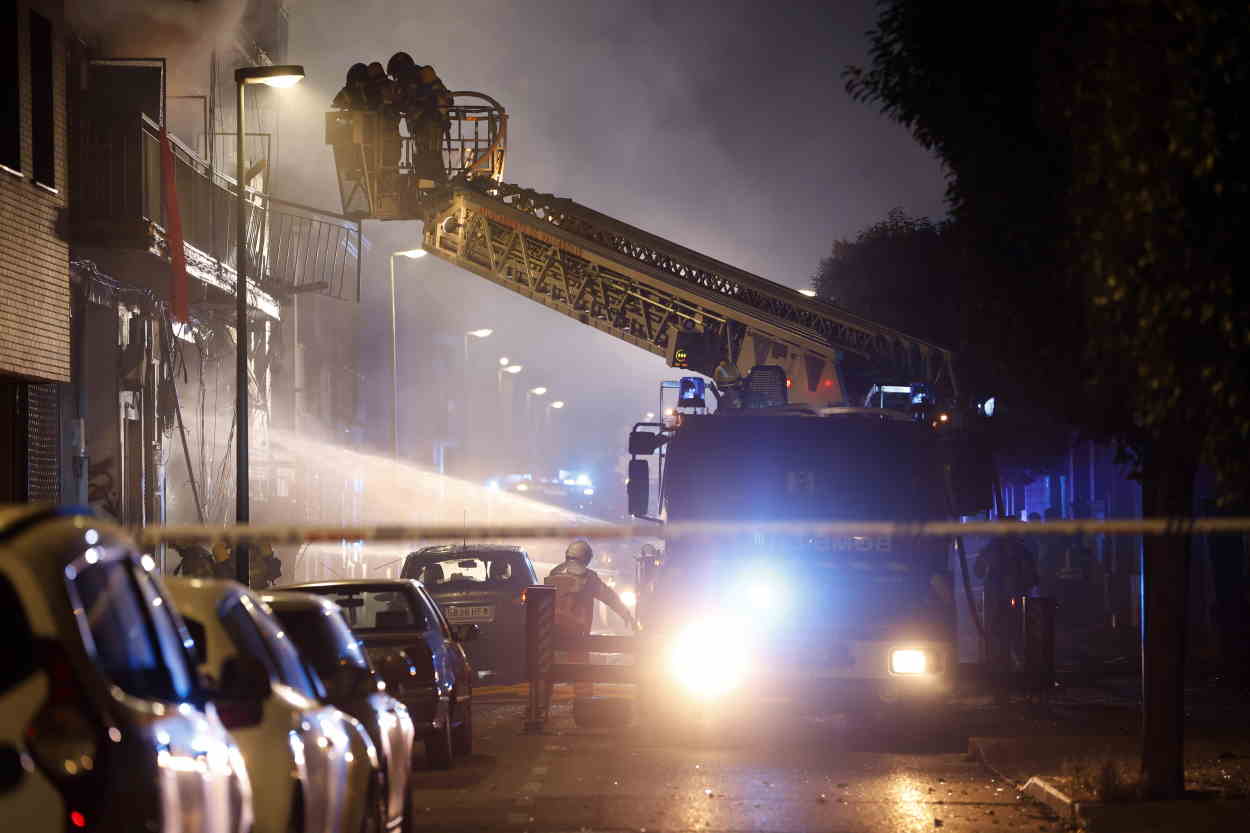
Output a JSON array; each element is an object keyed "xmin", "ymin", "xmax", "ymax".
[
  {"xmin": 503, "ymin": 364, "xmax": 522, "ymax": 374},
  {"xmin": 499, "ymin": 356, "xmax": 510, "ymax": 366},
  {"xmin": 549, "ymin": 400, "xmax": 565, "ymax": 409},
  {"xmin": 389, "ymin": 247, "xmax": 428, "ymax": 460},
  {"xmin": 234, "ymin": 63, "xmax": 304, "ymax": 587},
  {"xmin": 529, "ymin": 386, "xmax": 548, "ymax": 396},
  {"xmin": 798, "ymin": 288, "xmax": 817, "ymax": 297},
  {"xmin": 468, "ymin": 328, "xmax": 493, "ymax": 338}
]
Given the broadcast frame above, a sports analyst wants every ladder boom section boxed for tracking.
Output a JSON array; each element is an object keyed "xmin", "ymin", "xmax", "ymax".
[{"xmin": 423, "ymin": 182, "xmax": 957, "ymax": 403}]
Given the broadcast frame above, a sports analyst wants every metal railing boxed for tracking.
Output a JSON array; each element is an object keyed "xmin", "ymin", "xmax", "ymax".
[{"xmin": 73, "ymin": 114, "xmax": 361, "ymax": 303}]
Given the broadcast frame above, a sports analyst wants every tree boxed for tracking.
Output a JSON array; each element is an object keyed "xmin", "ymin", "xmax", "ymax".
[
  {"xmin": 849, "ymin": 0, "xmax": 1250, "ymax": 798},
  {"xmin": 813, "ymin": 209, "xmax": 1073, "ymax": 479}
]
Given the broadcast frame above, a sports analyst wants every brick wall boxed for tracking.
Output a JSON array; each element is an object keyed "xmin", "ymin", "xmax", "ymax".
[{"xmin": 0, "ymin": 0, "xmax": 69, "ymax": 384}]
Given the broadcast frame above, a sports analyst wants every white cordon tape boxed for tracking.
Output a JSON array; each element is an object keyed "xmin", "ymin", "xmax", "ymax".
[{"xmin": 136, "ymin": 517, "xmax": 1250, "ymax": 548}]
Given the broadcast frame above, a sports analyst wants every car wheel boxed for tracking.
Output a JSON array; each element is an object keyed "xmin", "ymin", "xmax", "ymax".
[
  {"xmin": 425, "ymin": 716, "xmax": 453, "ymax": 770},
  {"xmin": 452, "ymin": 695, "xmax": 473, "ymax": 756}
]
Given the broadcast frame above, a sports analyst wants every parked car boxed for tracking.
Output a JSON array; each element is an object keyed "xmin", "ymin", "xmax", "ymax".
[
  {"xmin": 0, "ymin": 505, "xmax": 252, "ymax": 833},
  {"xmin": 264, "ymin": 591, "xmax": 416, "ymax": 832},
  {"xmin": 286, "ymin": 580, "xmax": 474, "ymax": 769},
  {"xmin": 166, "ymin": 577, "xmax": 382, "ymax": 833},
  {"xmin": 401, "ymin": 545, "xmax": 538, "ymax": 684}
]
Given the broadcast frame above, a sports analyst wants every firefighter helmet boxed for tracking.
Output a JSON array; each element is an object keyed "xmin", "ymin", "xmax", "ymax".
[
  {"xmin": 387, "ymin": 51, "xmax": 418, "ymax": 80},
  {"xmin": 566, "ymin": 539, "xmax": 593, "ymax": 565}
]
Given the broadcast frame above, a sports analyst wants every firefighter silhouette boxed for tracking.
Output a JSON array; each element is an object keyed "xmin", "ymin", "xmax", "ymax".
[{"xmin": 544, "ymin": 539, "xmax": 635, "ymax": 701}]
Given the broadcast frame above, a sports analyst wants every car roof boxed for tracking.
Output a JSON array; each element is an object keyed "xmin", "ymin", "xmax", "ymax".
[
  {"xmin": 410, "ymin": 544, "xmax": 526, "ymax": 557},
  {"xmin": 0, "ymin": 504, "xmax": 135, "ymax": 580},
  {"xmin": 283, "ymin": 578, "xmax": 425, "ymax": 592},
  {"xmin": 164, "ymin": 576, "xmax": 249, "ymax": 616},
  {"xmin": 262, "ymin": 589, "xmax": 342, "ymax": 615}
]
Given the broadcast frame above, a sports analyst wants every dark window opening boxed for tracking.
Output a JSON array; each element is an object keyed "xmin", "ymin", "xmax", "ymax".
[
  {"xmin": 29, "ymin": 10, "xmax": 53, "ymax": 189},
  {"xmin": 1, "ymin": 0, "xmax": 19, "ymax": 172}
]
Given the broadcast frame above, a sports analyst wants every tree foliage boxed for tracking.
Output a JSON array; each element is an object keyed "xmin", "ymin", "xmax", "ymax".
[{"xmin": 844, "ymin": 0, "xmax": 1250, "ymax": 502}]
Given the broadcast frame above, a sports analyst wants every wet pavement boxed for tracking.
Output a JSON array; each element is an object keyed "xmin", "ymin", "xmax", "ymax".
[{"xmin": 405, "ymin": 692, "xmax": 1061, "ymax": 832}]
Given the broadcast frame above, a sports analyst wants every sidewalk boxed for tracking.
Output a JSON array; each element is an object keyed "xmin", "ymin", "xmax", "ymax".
[{"xmin": 968, "ymin": 685, "xmax": 1250, "ymax": 831}]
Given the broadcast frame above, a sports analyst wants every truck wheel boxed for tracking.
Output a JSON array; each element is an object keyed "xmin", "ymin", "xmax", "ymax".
[{"xmin": 426, "ymin": 718, "xmax": 453, "ymax": 770}]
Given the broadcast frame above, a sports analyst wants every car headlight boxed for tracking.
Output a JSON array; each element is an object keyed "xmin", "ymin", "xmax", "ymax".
[
  {"xmin": 889, "ymin": 648, "xmax": 929, "ymax": 675},
  {"xmin": 667, "ymin": 617, "xmax": 752, "ymax": 698}
]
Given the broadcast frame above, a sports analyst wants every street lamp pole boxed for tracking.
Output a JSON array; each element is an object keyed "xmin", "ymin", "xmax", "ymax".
[
  {"xmin": 234, "ymin": 64, "xmax": 303, "ymax": 587},
  {"xmin": 389, "ymin": 248, "xmax": 426, "ymax": 460},
  {"xmin": 461, "ymin": 329, "xmax": 492, "ymax": 472}
]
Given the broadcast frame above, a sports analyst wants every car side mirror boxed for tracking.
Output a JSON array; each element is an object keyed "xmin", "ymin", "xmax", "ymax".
[
  {"xmin": 627, "ymin": 459, "xmax": 650, "ymax": 517},
  {"xmin": 452, "ymin": 623, "xmax": 479, "ymax": 643}
]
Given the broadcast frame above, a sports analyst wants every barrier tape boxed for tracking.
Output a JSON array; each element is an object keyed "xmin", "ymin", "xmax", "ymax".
[{"xmin": 137, "ymin": 517, "xmax": 1250, "ymax": 548}]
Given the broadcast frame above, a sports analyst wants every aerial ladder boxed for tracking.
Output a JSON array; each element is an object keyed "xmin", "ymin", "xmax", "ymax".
[{"xmin": 326, "ymin": 92, "xmax": 957, "ymax": 407}]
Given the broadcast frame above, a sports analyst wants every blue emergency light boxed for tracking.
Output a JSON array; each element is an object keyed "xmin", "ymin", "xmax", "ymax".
[{"xmin": 678, "ymin": 376, "xmax": 706, "ymax": 407}]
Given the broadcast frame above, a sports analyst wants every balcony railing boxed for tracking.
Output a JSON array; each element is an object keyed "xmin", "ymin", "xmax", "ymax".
[{"xmin": 73, "ymin": 113, "xmax": 361, "ymax": 305}]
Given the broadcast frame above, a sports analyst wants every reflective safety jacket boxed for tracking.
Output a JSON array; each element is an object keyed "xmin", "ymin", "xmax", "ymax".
[{"xmin": 545, "ymin": 559, "xmax": 631, "ymax": 633}]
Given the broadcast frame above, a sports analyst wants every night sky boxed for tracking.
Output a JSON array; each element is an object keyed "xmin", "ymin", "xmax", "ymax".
[{"xmin": 275, "ymin": 0, "xmax": 947, "ymax": 479}]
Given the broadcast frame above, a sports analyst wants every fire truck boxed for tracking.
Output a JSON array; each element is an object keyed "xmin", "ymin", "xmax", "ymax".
[{"xmin": 325, "ymin": 85, "xmax": 995, "ymax": 717}]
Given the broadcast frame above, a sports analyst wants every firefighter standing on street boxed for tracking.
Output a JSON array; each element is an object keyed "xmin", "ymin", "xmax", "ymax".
[
  {"xmin": 545, "ymin": 539, "xmax": 636, "ymax": 702},
  {"xmin": 975, "ymin": 518, "xmax": 1038, "ymax": 698}
]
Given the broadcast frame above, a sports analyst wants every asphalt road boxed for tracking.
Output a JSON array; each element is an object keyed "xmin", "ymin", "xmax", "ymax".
[{"xmin": 404, "ymin": 687, "xmax": 1061, "ymax": 832}]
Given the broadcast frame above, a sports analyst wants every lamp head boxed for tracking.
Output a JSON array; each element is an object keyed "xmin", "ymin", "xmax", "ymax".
[
  {"xmin": 467, "ymin": 328, "xmax": 493, "ymax": 339},
  {"xmin": 236, "ymin": 64, "xmax": 305, "ymax": 88},
  {"xmin": 394, "ymin": 248, "xmax": 425, "ymax": 259}
]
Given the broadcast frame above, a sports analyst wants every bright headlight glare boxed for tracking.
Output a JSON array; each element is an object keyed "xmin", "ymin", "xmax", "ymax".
[
  {"xmin": 667, "ymin": 617, "xmax": 751, "ymax": 698},
  {"xmin": 890, "ymin": 648, "xmax": 928, "ymax": 675}
]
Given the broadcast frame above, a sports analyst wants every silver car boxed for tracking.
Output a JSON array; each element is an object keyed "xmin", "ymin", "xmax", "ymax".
[
  {"xmin": 0, "ymin": 505, "xmax": 252, "ymax": 833},
  {"xmin": 167, "ymin": 577, "xmax": 382, "ymax": 833}
]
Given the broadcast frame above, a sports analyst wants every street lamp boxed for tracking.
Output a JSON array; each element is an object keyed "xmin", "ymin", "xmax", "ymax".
[
  {"xmin": 528, "ymin": 386, "xmax": 548, "ymax": 396},
  {"xmin": 798, "ymin": 288, "xmax": 817, "ymax": 298},
  {"xmin": 389, "ymin": 247, "xmax": 426, "ymax": 460},
  {"xmin": 234, "ymin": 63, "xmax": 303, "ymax": 587},
  {"xmin": 549, "ymin": 400, "xmax": 565, "ymax": 409},
  {"xmin": 498, "ymin": 356, "xmax": 510, "ymax": 366},
  {"xmin": 464, "ymin": 328, "xmax": 492, "ymax": 362}
]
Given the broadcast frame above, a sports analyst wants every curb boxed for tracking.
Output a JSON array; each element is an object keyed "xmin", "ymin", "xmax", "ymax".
[
  {"xmin": 968, "ymin": 738, "xmax": 1075, "ymax": 823},
  {"xmin": 1022, "ymin": 776, "xmax": 1076, "ymax": 823}
]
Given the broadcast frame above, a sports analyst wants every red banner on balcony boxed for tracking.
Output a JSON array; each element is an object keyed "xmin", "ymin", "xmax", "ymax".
[{"xmin": 159, "ymin": 125, "xmax": 190, "ymax": 323}]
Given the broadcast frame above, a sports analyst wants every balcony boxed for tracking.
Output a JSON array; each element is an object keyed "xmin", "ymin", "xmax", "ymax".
[{"xmin": 72, "ymin": 113, "xmax": 361, "ymax": 318}]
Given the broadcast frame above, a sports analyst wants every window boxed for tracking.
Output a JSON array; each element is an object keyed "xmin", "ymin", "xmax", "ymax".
[
  {"xmin": 221, "ymin": 597, "xmax": 319, "ymax": 699},
  {"xmin": 271, "ymin": 607, "xmax": 372, "ymax": 701},
  {"xmin": 1, "ymin": 0, "xmax": 19, "ymax": 173},
  {"xmin": 28, "ymin": 9, "xmax": 53, "ymax": 189},
  {"xmin": 407, "ymin": 553, "xmax": 530, "ymax": 592},
  {"xmin": 311, "ymin": 588, "xmax": 428, "ymax": 632},
  {"xmin": 70, "ymin": 557, "xmax": 185, "ymax": 701}
]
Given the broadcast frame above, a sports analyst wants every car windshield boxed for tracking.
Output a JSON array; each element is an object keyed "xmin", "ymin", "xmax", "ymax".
[
  {"xmin": 270, "ymin": 607, "xmax": 372, "ymax": 700},
  {"xmin": 69, "ymin": 556, "xmax": 191, "ymax": 702},
  {"xmin": 405, "ymin": 552, "xmax": 530, "ymax": 593},
  {"xmin": 309, "ymin": 588, "xmax": 429, "ymax": 632}
]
